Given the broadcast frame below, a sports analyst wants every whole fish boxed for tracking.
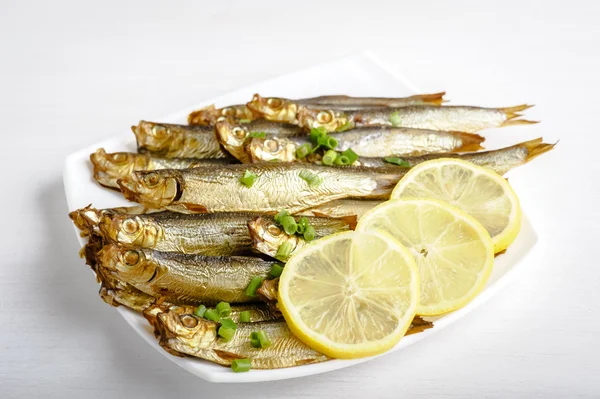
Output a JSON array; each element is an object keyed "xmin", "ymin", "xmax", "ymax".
[
  {"xmin": 147, "ymin": 308, "xmax": 329, "ymax": 368},
  {"xmin": 132, "ymin": 120, "xmax": 230, "ymax": 159},
  {"xmin": 97, "ymin": 244, "xmax": 274, "ymax": 304},
  {"xmin": 188, "ymin": 104, "xmax": 257, "ymax": 126},
  {"xmin": 248, "ymin": 215, "xmax": 356, "ymax": 259},
  {"xmin": 90, "ymin": 148, "xmax": 232, "ymax": 189},
  {"xmin": 297, "ymin": 199, "xmax": 385, "ymax": 219},
  {"xmin": 246, "ymin": 93, "xmax": 446, "ymax": 124},
  {"xmin": 243, "ymin": 128, "xmax": 485, "ymax": 163},
  {"xmin": 118, "ymin": 163, "xmax": 402, "ymax": 213},
  {"xmin": 215, "ymin": 120, "xmax": 303, "ymax": 163},
  {"xmin": 297, "ymin": 104, "xmax": 537, "ymax": 133}
]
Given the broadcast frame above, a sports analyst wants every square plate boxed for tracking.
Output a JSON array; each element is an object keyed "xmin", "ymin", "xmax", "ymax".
[{"xmin": 63, "ymin": 52, "xmax": 538, "ymax": 383}]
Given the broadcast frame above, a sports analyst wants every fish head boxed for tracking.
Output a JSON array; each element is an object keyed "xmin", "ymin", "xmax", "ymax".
[
  {"xmin": 69, "ymin": 205, "xmax": 104, "ymax": 237},
  {"xmin": 98, "ymin": 244, "xmax": 161, "ymax": 283},
  {"xmin": 297, "ymin": 107, "xmax": 350, "ymax": 132},
  {"xmin": 118, "ymin": 170, "xmax": 180, "ymax": 208},
  {"xmin": 214, "ymin": 120, "xmax": 251, "ymax": 162},
  {"xmin": 152, "ymin": 310, "xmax": 217, "ymax": 349},
  {"xmin": 99, "ymin": 214, "xmax": 163, "ymax": 248},
  {"xmin": 247, "ymin": 94, "xmax": 298, "ymax": 123},
  {"xmin": 244, "ymin": 137, "xmax": 298, "ymax": 163},
  {"xmin": 90, "ymin": 148, "xmax": 147, "ymax": 184},
  {"xmin": 247, "ymin": 216, "xmax": 305, "ymax": 258},
  {"xmin": 188, "ymin": 104, "xmax": 218, "ymax": 125},
  {"xmin": 132, "ymin": 121, "xmax": 175, "ymax": 152}
]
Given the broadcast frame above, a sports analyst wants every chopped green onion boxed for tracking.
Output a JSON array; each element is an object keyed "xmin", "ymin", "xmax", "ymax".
[
  {"xmin": 275, "ymin": 241, "xmax": 293, "ymax": 261},
  {"xmin": 204, "ymin": 308, "xmax": 221, "ymax": 322},
  {"xmin": 238, "ymin": 119, "xmax": 252, "ymax": 124},
  {"xmin": 296, "ymin": 217, "xmax": 309, "ymax": 234},
  {"xmin": 218, "ymin": 326, "xmax": 236, "ymax": 341},
  {"xmin": 239, "ymin": 311, "xmax": 251, "ymax": 323},
  {"xmin": 389, "ymin": 111, "xmax": 402, "ymax": 127},
  {"xmin": 335, "ymin": 120, "xmax": 353, "ymax": 132},
  {"xmin": 303, "ymin": 225, "xmax": 316, "ymax": 242},
  {"xmin": 240, "ymin": 170, "xmax": 258, "ymax": 188},
  {"xmin": 309, "ymin": 127, "xmax": 327, "ymax": 142},
  {"xmin": 254, "ymin": 330, "xmax": 271, "ymax": 348},
  {"xmin": 280, "ymin": 215, "xmax": 298, "ymax": 235},
  {"xmin": 245, "ymin": 276, "xmax": 264, "ymax": 297},
  {"xmin": 216, "ymin": 302, "xmax": 232, "ymax": 317},
  {"xmin": 248, "ymin": 131, "xmax": 266, "ymax": 138},
  {"xmin": 295, "ymin": 143, "xmax": 312, "ymax": 159},
  {"xmin": 341, "ymin": 148, "xmax": 359, "ymax": 165},
  {"xmin": 322, "ymin": 149, "xmax": 338, "ymax": 166},
  {"xmin": 220, "ymin": 318, "xmax": 237, "ymax": 330},
  {"xmin": 317, "ymin": 135, "xmax": 338, "ymax": 150},
  {"xmin": 194, "ymin": 304, "xmax": 207, "ymax": 318},
  {"xmin": 384, "ymin": 157, "xmax": 411, "ymax": 167},
  {"xmin": 269, "ymin": 263, "xmax": 284, "ymax": 278},
  {"xmin": 274, "ymin": 209, "xmax": 290, "ymax": 224},
  {"xmin": 334, "ymin": 155, "xmax": 350, "ymax": 166},
  {"xmin": 250, "ymin": 332, "xmax": 261, "ymax": 348},
  {"xmin": 231, "ymin": 358, "xmax": 252, "ymax": 372},
  {"xmin": 299, "ymin": 170, "xmax": 322, "ymax": 186}
]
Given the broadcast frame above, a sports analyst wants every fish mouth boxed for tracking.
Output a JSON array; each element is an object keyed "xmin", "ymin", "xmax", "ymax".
[
  {"xmin": 118, "ymin": 172, "xmax": 180, "ymax": 209},
  {"xmin": 246, "ymin": 94, "xmax": 266, "ymax": 115}
]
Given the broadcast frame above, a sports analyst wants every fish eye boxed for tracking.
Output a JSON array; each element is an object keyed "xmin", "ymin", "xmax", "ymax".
[
  {"xmin": 264, "ymin": 139, "xmax": 279, "ymax": 153},
  {"xmin": 122, "ymin": 218, "xmax": 139, "ymax": 234},
  {"xmin": 267, "ymin": 98, "xmax": 283, "ymax": 109},
  {"xmin": 110, "ymin": 153, "xmax": 128, "ymax": 163},
  {"xmin": 144, "ymin": 173, "xmax": 160, "ymax": 187},
  {"xmin": 317, "ymin": 111, "xmax": 333, "ymax": 124},
  {"xmin": 267, "ymin": 224, "xmax": 283, "ymax": 236},
  {"xmin": 180, "ymin": 314, "xmax": 198, "ymax": 328},
  {"xmin": 151, "ymin": 125, "xmax": 167, "ymax": 138},
  {"xmin": 123, "ymin": 250, "xmax": 140, "ymax": 266},
  {"xmin": 232, "ymin": 127, "xmax": 247, "ymax": 140}
]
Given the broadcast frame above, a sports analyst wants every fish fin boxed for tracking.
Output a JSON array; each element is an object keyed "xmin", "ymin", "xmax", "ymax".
[
  {"xmin": 500, "ymin": 104, "xmax": 534, "ymax": 119},
  {"xmin": 521, "ymin": 137, "xmax": 557, "ymax": 162},
  {"xmin": 406, "ymin": 316, "xmax": 434, "ymax": 336},
  {"xmin": 340, "ymin": 215, "xmax": 358, "ymax": 230},
  {"xmin": 452, "ymin": 131, "xmax": 486, "ymax": 152},
  {"xmin": 372, "ymin": 171, "xmax": 404, "ymax": 198},
  {"xmin": 180, "ymin": 203, "xmax": 209, "ymax": 213},
  {"xmin": 501, "ymin": 119, "xmax": 540, "ymax": 127},
  {"xmin": 419, "ymin": 92, "xmax": 446, "ymax": 106},
  {"xmin": 213, "ymin": 349, "xmax": 245, "ymax": 362}
]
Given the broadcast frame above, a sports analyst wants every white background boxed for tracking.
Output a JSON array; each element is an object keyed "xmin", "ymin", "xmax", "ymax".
[{"xmin": 1, "ymin": 0, "xmax": 599, "ymax": 397}]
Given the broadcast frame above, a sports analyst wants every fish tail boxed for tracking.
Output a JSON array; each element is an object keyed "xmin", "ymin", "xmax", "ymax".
[
  {"xmin": 521, "ymin": 137, "xmax": 557, "ymax": 162},
  {"xmin": 419, "ymin": 92, "xmax": 446, "ymax": 106},
  {"xmin": 501, "ymin": 119, "xmax": 540, "ymax": 127},
  {"xmin": 500, "ymin": 104, "xmax": 534, "ymax": 119},
  {"xmin": 452, "ymin": 131, "xmax": 486, "ymax": 152}
]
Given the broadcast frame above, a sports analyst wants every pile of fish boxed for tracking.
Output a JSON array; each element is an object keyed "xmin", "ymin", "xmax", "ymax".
[{"xmin": 70, "ymin": 92, "xmax": 553, "ymax": 370}]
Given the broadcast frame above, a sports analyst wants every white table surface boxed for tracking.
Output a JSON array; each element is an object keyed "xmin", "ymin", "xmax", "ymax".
[{"xmin": 1, "ymin": 0, "xmax": 599, "ymax": 397}]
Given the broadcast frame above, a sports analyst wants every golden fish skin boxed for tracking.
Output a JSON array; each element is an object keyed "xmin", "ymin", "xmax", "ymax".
[
  {"xmin": 246, "ymin": 93, "xmax": 446, "ymax": 124},
  {"xmin": 297, "ymin": 104, "xmax": 537, "ymax": 133},
  {"xmin": 215, "ymin": 120, "xmax": 303, "ymax": 163},
  {"xmin": 99, "ymin": 211, "xmax": 265, "ymax": 256},
  {"xmin": 297, "ymin": 199, "xmax": 385, "ymax": 220},
  {"xmin": 97, "ymin": 244, "xmax": 274, "ymax": 305},
  {"xmin": 188, "ymin": 104, "xmax": 256, "ymax": 126},
  {"xmin": 148, "ymin": 309, "xmax": 329, "ymax": 368},
  {"xmin": 248, "ymin": 215, "xmax": 356, "ymax": 259},
  {"xmin": 243, "ymin": 128, "xmax": 484, "ymax": 163},
  {"xmin": 132, "ymin": 120, "xmax": 229, "ymax": 159},
  {"xmin": 118, "ymin": 163, "xmax": 404, "ymax": 212},
  {"xmin": 90, "ymin": 148, "xmax": 232, "ymax": 189}
]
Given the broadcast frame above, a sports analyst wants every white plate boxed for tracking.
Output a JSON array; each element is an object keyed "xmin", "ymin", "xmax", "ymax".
[{"xmin": 63, "ymin": 52, "xmax": 538, "ymax": 383}]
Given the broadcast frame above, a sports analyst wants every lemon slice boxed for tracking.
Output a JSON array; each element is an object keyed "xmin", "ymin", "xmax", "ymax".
[
  {"xmin": 356, "ymin": 199, "xmax": 494, "ymax": 316},
  {"xmin": 391, "ymin": 158, "xmax": 521, "ymax": 253},
  {"xmin": 278, "ymin": 231, "xmax": 419, "ymax": 359}
]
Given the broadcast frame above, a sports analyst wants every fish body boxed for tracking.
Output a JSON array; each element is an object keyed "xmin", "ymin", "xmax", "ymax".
[
  {"xmin": 297, "ymin": 199, "xmax": 385, "ymax": 219},
  {"xmin": 246, "ymin": 93, "xmax": 446, "ymax": 124},
  {"xmin": 248, "ymin": 215, "xmax": 356, "ymax": 259},
  {"xmin": 188, "ymin": 104, "xmax": 257, "ymax": 126},
  {"xmin": 148, "ymin": 309, "xmax": 328, "ymax": 368},
  {"xmin": 118, "ymin": 163, "xmax": 403, "ymax": 213},
  {"xmin": 97, "ymin": 244, "xmax": 275, "ymax": 305},
  {"xmin": 215, "ymin": 120, "xmax": 303, "ymax": 162},
  {"xmin": 90, "ymin": 148, "xmax": 231, "ymax": 189},
  {"xmin": 297, "ymin": 104, "xmax": 536, "ymax": 133},
  {"xmin": 132, "ymin": 121, "xmax": 229, "ymax": 159}
]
